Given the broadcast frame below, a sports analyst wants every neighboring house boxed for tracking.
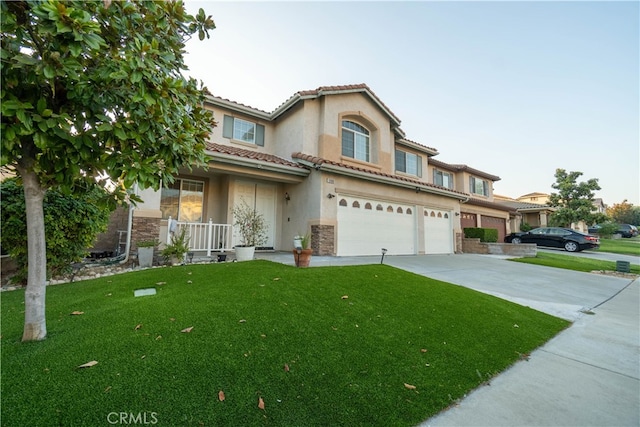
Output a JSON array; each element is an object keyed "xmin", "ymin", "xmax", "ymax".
[
  {"xmin": 428, "ymin": 159, "xmax": 513, "ymax": 242},
  {"xmin": 517, "ymin": 192, "xmax": 550, "ymax": 205},
  {"xmin": 94, "ymin": 84, "xmax": 508, "ymax": 258},
  {"xmin": 495, "ymin": 196, "xmax": 556, "ymax": 233},
  {"xmin": 592, "ymin": 198, "xmax": 606, "ymax": 214}
]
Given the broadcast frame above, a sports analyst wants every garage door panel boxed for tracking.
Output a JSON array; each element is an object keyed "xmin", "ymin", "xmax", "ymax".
[
  {"xmin": 337, "ymin": 196, "xmax": 415, "ymax": 256},
  {"xmin": 424, "ymin": 208, "xmax": 453, "ymax": 254}
]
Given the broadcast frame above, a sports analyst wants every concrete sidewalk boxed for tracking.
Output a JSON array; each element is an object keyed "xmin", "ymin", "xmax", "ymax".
[{"xmin": 258, "ymin": 252, "xmax": 640, "ymax": 426}]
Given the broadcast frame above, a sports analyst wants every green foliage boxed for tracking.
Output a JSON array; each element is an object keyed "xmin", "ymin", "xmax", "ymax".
[
  {"xmin": 596, "ymin": 222, "xmax": 620, "ymax": 238},
  {"xmin": 0, "ymin": 261, "xmax": 568, "ymax": 426},
  {"xmin": 607, "ymin": 200, "xmax": 640, "ymax": 226},
  {"xmin": 548, "ymin": 169, "xmax": 601, "ymax": 227},
  {"xmin": 510, "ymin": 252, "xmax": 640, "ymax": 274},
  {"xmin": 233, "ymin": 201, "xmax": 268, "ymax": 247},
  {"xmin": 161, "ymin": 227, "xmax": 190, "ymax": 261},
  {"xmin": 1, "ymin": 1, "xmax": 216, "ymax": 194},
  {"xmin": 136, "ymin": 239, "xmax": 159, "ymax": 248},
  {"xmin": 464, "ymin": 227, "xmax": 498, "ymax": 243},
  {"xmin": 0, "ymin": 178, "xmax": 113, "ymax": 284},
  {"xmin": 520, "ymin": 222, "xmax": 532, "ymax": 232}
]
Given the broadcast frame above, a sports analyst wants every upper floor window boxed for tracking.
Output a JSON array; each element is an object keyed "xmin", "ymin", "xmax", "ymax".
[
  {"xmin": 395, "ymin": 150, "xmax": 422, "ymax": 177},
  {"xmin": 433, "ymin": 169, "xmax": 453, "ymax": 189},
  {"xmin": 342, "ymin": 120, "xmax": 370, "ymax": 162},
  {"xmin": 160, "ymin": 178, "xmax": 204, "ymax": 222},
  {"xmin": 469, "ymin": 176, "xmax": 489, "ymax": 196},
  {"xmin": 223, "ymin": 115, "xmax": 265, "ymax": 146}
]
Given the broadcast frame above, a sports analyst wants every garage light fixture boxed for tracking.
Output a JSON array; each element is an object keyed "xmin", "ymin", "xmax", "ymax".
[{"xmin": 327, "ymin": 193, "xmax": 335, "ymax": 199}]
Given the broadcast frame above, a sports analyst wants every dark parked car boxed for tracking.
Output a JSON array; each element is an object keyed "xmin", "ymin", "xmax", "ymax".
[
  {"xmin": 588, "ymin": 223, "xmax": 638, "ymax": 238},
  {"xmin": 505, "ymin": 227, "xmax": 600, "ymax": 252},
  {"xmin": 617, "ymin": 224, "xmax": 638, "ymax": 238}
]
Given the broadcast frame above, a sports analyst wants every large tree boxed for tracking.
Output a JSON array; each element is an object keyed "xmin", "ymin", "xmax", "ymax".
[
  {"xmin": 607, "ymin": 200, "xmax": 640, "ymax": 226},
  {"xmin": 1, "ymin": 0, "xmax": 215, "ymax": 341},
  {"xmin": 548, "ymin": 169, "xmax": 603, "ymax": 227}
]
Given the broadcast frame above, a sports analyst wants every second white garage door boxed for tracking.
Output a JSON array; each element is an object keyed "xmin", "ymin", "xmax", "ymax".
[
  {"xmin": 337, "ymin": 196, "xmax": 415, "ymax": 256},
  {"xmin": 424, "ymin": 208, "xmax": 453, "ymax": 254}
]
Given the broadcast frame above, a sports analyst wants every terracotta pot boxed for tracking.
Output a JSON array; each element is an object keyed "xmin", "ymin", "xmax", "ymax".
[{"xmin": 293, "ymin": 249, "xmax": 313, "ymax": 267}]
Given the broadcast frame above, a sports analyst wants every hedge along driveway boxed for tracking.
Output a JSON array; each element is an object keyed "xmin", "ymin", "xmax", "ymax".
[{"xmin": 1, "ymin": 261, "xmax": 568, "ymax": 426}]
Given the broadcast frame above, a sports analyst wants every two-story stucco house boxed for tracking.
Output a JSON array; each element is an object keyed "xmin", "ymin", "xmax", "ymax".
[{"xmin": 101, "ymin": 84, "xmax": 509, "ymax": 259}]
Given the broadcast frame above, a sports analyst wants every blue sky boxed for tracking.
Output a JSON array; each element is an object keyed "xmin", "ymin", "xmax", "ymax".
[{"xmin": 183, "ymin": 1, "xmax": 639, "ymax": 205}]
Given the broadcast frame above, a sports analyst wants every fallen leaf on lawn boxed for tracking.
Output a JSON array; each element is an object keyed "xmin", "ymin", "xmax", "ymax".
[
  {"xmin": 404, "ymin": 383, "xmax": 416, "ymax": 390},
  {"xmin": 218, "ymin": 390, "xmax": 225, "ymax": 401},
  {"xmin": 70, "ymin": 311, "xmax": 84, "ymax": 315},
  {"xmin": 169, "ymin": 317, "xmax": 176, "ymax": 322},
  {"xmin": 239, "ymin": 319, "xmax": 247, "ymax": 323},
  {"xmin": 156, "ymin": 282, "xmax": 166, "ymax": 285},
  {"xmin": 273, "ymin": 277, "xmax": 280, "ymax": 281},
  {"xmin": 77, "ymin": 360, "xmax": 98, "ymax": 369},
  {"xmin": 104, "ymin": 386, "xmax": 112, "ymax": 393},
  {"xmin": 134, "ymin": 324, "xmax": 142, "ymax": 330},
  {"xmin": 258, "ymin": 397, "xmax": 265, "ymax": 410},
  {"xmin": 284, "ymin": 364, "xmax": 290, "ymax": 372},
  {"xmin": 420, "ymin": 348, "xmax": 428, "ymax": 353},
  {"xmin": 187, "ymin": 280, "xmax": 193, "ymax": 284},
  {"xmin": 141, "ymin": 355, "xmax": 146, "ymax": 359},
  {"xmin": 155, "ymin": 335, "xmax": 162, "ymax": 340},
  {"xmin": 181, "ymin": 326, "xmax": 194, "ymax": 333},
  {"xmin": 341, "ymin": 295, "xmax": 348, "ymax": 299}
]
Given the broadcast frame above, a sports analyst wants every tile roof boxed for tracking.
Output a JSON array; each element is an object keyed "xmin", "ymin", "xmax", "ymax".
[
  {"xmin": 206, "ymin": 143, "xmax": 307, "ymax": 169},
  {"xmin": 497, "ymin": 200, "xmax": 554, "ymax": 210},
  {"xmin": 291, "ymin": 152, "xmax": 468, "ymax": 197},
  {"xmin": 428, "ymin": 158, "xmax": 501, "ymax": 181},
  {"xmin": 464, "ymin": 197, "xmax": 517, "ymax": 213}
]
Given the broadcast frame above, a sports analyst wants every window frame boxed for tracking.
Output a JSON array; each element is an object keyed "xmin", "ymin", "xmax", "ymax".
[
  {"xmin": 223, "ymin": 115, "xmax": 265, "ymax": 146},
  {"xmin": 469, "ymin": 176, "xmax": 489, "ymax": 196},
  {"xmin": 395, "ymin": 149, "xmax": 422, "ymax": 177},
  {"xmin": 433, "ymin": 169, "xmax": 453, "ymax": 189},
  {"xmin": 160, "ymin": 178, "xmax": 205, "ymax": 222},
  {"xmin": 342, "ymin": 120, "xmax": 370, "ymax": 162}
]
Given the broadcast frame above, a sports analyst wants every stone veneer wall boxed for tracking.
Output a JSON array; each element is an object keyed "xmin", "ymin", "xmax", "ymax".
[
  {"xmin": 462, "ymin": 238, "xmax": 537, "ymax": 257},
  {"xmin": 311, "ymin": 225, "xmax": 335, "ymax": 256},
  {"xmin": 91, "ymin": 206, "xmax": 129, "ymax": 253},
  {"xmin": 131, "ymin": 217, "xmax": 161, "ymax": 261}
]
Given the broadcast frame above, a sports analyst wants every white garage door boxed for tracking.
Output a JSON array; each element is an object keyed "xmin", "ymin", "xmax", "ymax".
[
  {"xmin": 337, "ymin": 196, "xmax": 415, "ymax": 256},
  {"xmin": 424, "ymin": 208, "xmax": 453, "ymax": 254}
]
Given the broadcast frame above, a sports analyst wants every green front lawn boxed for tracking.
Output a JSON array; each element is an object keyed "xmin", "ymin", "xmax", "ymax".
[
  {"xmin": 510, "ymin": 252, "xmax": 640, "ymax": 274},
  {"xmin": 598, "ymin": 236, "xmax": 640, "ymax": 256},
  {"xmin": 1, "ymin": 261, "xmax": 568, "ymax": 426}
]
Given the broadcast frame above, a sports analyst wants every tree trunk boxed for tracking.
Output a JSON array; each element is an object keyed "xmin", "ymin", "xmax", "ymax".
[{"xmin": 20, "ymin": 169, "xmax": 48, "ymax": 341}]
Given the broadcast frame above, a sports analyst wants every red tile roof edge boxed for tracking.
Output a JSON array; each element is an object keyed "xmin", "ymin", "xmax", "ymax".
[
  {"xmin": 207, "ymin": 143, "xmax": 307, "ymax": 169},
  {"xmin": 291, "ymin": 152, "xmax": 469, "ymax": 197}
]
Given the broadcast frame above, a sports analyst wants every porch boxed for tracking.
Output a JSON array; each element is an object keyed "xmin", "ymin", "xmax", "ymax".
[{"xmin": 167, "ymin": 218, "xmax": 234, "ymax": 256}]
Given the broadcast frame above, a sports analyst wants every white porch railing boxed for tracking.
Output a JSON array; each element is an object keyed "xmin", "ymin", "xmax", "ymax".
[{"xmin": 167, "ymin": 217, "xmax": 234, "ymax": 256}]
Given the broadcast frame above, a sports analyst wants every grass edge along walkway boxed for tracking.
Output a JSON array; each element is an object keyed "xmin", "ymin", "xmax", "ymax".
[
  {"xmin": 509, "ymin": 251, "xmax": 640, "ymax": 275},
  {"xmin": 1, "ymin": 261, "xmax": 569, "ymax": 427}
]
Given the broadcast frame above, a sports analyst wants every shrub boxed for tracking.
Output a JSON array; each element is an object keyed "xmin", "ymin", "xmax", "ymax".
[
  {"xmin": 520, "ymin": 222, "xmax": 533, "ymax": 232},
  {"xmin": 464, "ymin": 227, "xmax": 499, "ymax": 243},
  {"xmin": 0, "ymin": 178, "xmax": 114, "ymax": 284}
]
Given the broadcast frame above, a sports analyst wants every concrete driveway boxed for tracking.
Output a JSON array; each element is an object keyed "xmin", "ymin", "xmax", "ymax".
[{"xmin": 258, "ymin": 252, "xmax": 640, "ymax": 426}]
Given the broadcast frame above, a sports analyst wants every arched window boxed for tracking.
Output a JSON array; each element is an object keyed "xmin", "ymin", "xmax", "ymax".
[
  {"xmin": 430, "ymin": 211, "xmax": 436, "ymax": 217},
  {"xmin": 376, "ymin": 204, "xmax": 383, "ymax": 211},
  {"xmin": 437, "ymin": 212, "xmax": 442, "ymax": 218},
  {"xmin": 444, "ymin": 213, "xmax": 449, "ymax": 218},
  {"xmin": 352, "ymin": 201, "xmax": 360, "ymax": 208},
  {"xmin": 406, "ymin": 208, "xmax": 412, "ymax": 215},
  {"xmin": 339, "ymin": 199, "xmax": 347, "ymax": 207},
  {"xmin": 397, "ymin": 207, "xmax": 403, "ymax": 214},
  {"xmin": 342, "ymin": 120, "xmax": 370, "ymax": 162},
  {"xmin": 387, "ymin": 206, "xmax": 394, "ymax": 213},
  {"xmin": 365, "ymin": 202, "xmax": 372, "ymax": 210}
]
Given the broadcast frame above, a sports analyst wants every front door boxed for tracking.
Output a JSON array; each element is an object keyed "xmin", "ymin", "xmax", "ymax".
[{"xmin": 234, "ymin": 181, "xmax": 276, "ymax": 249}]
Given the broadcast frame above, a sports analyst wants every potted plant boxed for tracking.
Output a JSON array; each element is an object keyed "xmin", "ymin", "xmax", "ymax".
[
  {"xmin": 232, "ymin": 201, "xmax": 268, "ymax": 261},
  {"xmin": 161, "ymin": 227, "xmax": 190, "ymax": 265},
  {"xmin": 136, "ymin": 239, "xmax": 158, "ymax": 268},
  {"xmin": 293, "ymin": 232, "xmax": 312, "ymax": 267}
]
